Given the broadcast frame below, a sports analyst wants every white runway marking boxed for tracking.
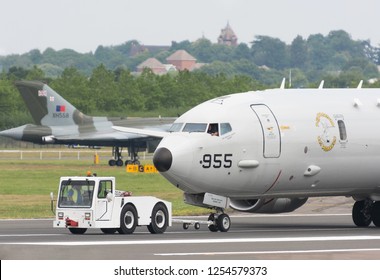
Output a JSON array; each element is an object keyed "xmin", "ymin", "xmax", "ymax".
[
  {"xmin": 3, "ymin": 235, "xmax": 380, "ymax": 246},
  {"xmin": 156, "ymin": 248, "xmax": 380, "ymax": 256},
  {"xmin": 0, "ymin": 234, "xmax": 64, "ymax": 237}
]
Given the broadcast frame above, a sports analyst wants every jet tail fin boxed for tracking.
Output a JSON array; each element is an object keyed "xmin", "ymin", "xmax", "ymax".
[{"xmin": 15, "ymin": 81, "xmax": 89, "ymax": 126}]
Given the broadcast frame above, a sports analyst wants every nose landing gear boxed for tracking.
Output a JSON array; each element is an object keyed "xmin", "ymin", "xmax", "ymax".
[
  {"xmin": 208, "ymin": 210, "xmax": 231, "ymax": 232},
  {"xmin": 181, "ymin": 193, "xmax": 231, "ymax": 232},
  {"xmin": 352, "ymin": 199, "xmax": 380, "ymax": 227}
]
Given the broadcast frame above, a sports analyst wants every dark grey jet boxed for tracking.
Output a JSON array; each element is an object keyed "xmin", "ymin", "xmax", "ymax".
[{"xmin": 0, "ymin": 81, "xmax": 175, "ymax": 166}]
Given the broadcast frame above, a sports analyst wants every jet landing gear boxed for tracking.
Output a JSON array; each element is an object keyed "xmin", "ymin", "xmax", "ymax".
[
  {"xmin": 174, "ymin": 212, "xmax": 231, "ymax": 232},
  {"xmin": 124, "ymin": 151, "xmax": 140, "ymax": 167},
  {"xmin": 352, "ymin": 199, "xmax": 380, "ymax": 227},
  {"xmin": 108, "ymin": 147, "xmax": 141, "ymax": 167},
  {"xmin": 109, "ymin": 147, "xmax": 124, "ymax": 167},
  {"xmin": 208, "ymin": 210, "xmax": 231, "ymax": 232}
]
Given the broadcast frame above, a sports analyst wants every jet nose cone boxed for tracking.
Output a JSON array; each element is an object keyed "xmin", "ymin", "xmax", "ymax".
[{"xmin": 153, "ymin": 147, "xmax": 172, "ymax": 172}]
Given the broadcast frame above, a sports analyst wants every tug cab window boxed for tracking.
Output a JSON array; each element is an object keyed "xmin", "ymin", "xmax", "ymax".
[
  {"xmin": 98, "ymin": 180, "xmax": 112, "ymax": 199},
  {"xmin": 58, "ymin": 180, "xmax": 95, "ymax": 208}
]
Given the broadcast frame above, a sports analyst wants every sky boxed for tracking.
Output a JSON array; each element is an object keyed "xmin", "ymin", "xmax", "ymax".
[{"xmin": 1, "ymin": 0, "xmax": 380, "ymax": 55}]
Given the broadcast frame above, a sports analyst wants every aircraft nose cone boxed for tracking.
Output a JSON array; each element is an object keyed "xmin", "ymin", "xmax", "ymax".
[{"xmin": 153, "ymin": 147, "xmax": 172, "ymax": 172}]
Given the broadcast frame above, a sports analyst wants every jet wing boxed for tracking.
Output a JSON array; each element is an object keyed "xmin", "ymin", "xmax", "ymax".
[{"xmin": 112, "ymin": 126, "xmax": 169, "ymax": 138}]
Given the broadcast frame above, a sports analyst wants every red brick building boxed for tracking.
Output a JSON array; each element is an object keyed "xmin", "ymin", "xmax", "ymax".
[
  {"xmin": 166, "ymin": 50, "xmax": 197, "ymax": 71},
  {"xmin": 136, "ymin": 58, "xmax": 167, "ymax": 74}
]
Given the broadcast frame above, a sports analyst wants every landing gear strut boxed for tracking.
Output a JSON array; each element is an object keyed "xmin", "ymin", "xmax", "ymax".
[
  {"xmin": 108, "ymin": 147, "xmax": 124, "ymax": 167},
  {"xmin": 124, "ymin": 151, "xmax": 140, "ymax": 166},
  {"xmin": 352, "ymin": 199, "xmax": 380, "ymax": 227},
  {"xmin": 207, "ymin": 209, "xmax": 231, "ymax": 232},
  {"xmin": 108, "ymin": 145, "xmax": 141, "ymax": 167}
]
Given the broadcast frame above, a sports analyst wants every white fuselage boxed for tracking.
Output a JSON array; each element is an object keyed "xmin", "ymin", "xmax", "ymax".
[{"xmin": 156, "ymin": 88, "xmax": 380, "ymax": 201}]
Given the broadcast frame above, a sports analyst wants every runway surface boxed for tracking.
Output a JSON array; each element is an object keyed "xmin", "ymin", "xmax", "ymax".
[{"xmin": 1, "ymin": 213, "xmax": 380, "ymax": 260}]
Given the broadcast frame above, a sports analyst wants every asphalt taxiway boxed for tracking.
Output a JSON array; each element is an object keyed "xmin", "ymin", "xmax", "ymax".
[{"xmin": 1, "ymin": 212, "xmax": 380, "ymax": 260}]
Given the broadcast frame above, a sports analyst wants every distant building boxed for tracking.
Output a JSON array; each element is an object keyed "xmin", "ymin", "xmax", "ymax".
[
  {"xmin": 217, "ymin": 22, "xmax": 238, "ymax": 46},
  {"xmin": 136, "ymin": 50, "xmax": 205, "ymax": 74},
  {"xmin": 136, "ymin": 58, "xmax": 167, "ymax": 74},
  {"xmin": 166, "ymin": 50, "xmax": 197, "ymax": 71}
]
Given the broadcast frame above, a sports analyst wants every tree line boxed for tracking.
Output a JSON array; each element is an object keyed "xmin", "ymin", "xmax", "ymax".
[
  {"xmin": 0, "ymin": 65, "xmax": 263, "ymax": 130},
  {"xmin": 1, "ymin": 29, "xmax": 380, "ymax": 131},
  {"xmin": 1, "ymin": 29, "xmax": 379, "ymax": 86}
]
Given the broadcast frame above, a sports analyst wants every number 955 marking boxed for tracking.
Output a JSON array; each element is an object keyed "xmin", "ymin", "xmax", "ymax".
[{"xmin": 200, "ymin": 153, "xmax": 233, "ymax": 168}]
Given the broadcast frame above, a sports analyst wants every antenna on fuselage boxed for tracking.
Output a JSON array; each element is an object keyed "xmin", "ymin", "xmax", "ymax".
[
  {"xmin": 280, "ymin": 78, "xmax": 286, "ymax": 89},
  {"xmin": 318, "ymin": 80, "xmax": 324, "ymax": 89},
  {"xmin": 357, "ymin": 80, "xmax": 363, "ymax": 89}
]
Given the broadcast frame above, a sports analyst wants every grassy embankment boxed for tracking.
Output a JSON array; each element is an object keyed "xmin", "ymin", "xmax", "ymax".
[{"xmin": 0, "ymin": 149, "xmax": 208, "ymax": 219}]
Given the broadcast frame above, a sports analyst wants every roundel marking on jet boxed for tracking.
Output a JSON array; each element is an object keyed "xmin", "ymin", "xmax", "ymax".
[{"xmin": 315, "ymin": 112, "xmax": 337, "ymax": 152}]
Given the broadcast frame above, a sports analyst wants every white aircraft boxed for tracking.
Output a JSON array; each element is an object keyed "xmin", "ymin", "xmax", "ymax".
[{"xmin": 115, "ymin": 81, "xmax": 380, "ymax": 232}]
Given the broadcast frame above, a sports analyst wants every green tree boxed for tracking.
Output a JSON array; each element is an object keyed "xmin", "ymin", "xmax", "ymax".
[
  {"xmin": 7, "ymin": 66, "xmax": 29, "ymax": 80},
  {"xmin": 0, "ymin": 79, "xmax": 30, "ymax": 129},
  {"xmin": 89, "ymin": 64, "xmax": 120, "ymax": 113},
  {"xmin": 157, "ymin": 73, "xmax": 181, "ymax": 108},
  {"xmin": 50, "ymin": 67, "xmax": 94, "ymax": 114},
  {"xmin": 116, "ymin": 68, "xmax": 144, "ymax": 111},
  {"xmin": 233, "ymin": 43, "xmax": 251, "ymax": 60},
  {"xmin": 28, "ymin": 49, "xmax": 43, "ymax": 64},
  {"xmin": 307, "ymin": 34, "xmax": 331, "ymax": 71},
  {"xmin": 26, "ymin": 65, "xmax": 45, "ymax": 80},
  {"xmin": 136, "ymin": 68, "xmax": 163, "ymax": 110},
  {"xmin": 191, "ymin": 38, "xmax": 214, "ymax": 63},
  {"xmin": 251, "ymin": 36, "xmax": 289, "ymax": 69},
  {"xmin": 290, "ymin": 35, "xmax": 308, "ymax": 69}
]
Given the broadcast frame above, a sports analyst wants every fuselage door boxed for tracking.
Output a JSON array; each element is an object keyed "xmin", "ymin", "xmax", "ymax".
[{"xmin": 251, "ymin": 104, "xmax": 281, "ymax": 158}]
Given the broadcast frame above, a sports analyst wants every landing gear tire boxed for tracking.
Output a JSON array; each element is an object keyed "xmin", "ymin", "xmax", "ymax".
[
  {"xmin": 109, "ymin": 147, "xmax": 124, "ymax": 167},
  {"xmin": 119, "ymin": 204, "xmax": 137, "ymax": 234},
  {"xmin": 217, "ymin": 213, "xmax": 231, "ymax": 232},
  {"xmin": 352, "ymin": 200, "xmax": 372, "ymax": 227},
  {"xmin": 125, "ymin": 160, "xmax": 141, "ymax": 167},
  {"xmin": 101, "ymin": 228, "xmax": 117, "ymax": 234},
  {"xmin": 208, "ymin": 214, "xmax": 219, "ymax": 232},
  {"xmin": 147, "ymin": 203, "xmax": 168, "ymax": 234},
  {"xmin": 194, "ymin": 222, "xmax": 201, "ymax": 230},
  {"xmin": 208, "ymin": 213, "xmax": 231, "ymax": 232},
  {"xmin": 68, "ymin": 228, "xmax": 87, "ymax": 234},
  {"xmin": 371, "ymin": 201, "xmax": 380, "ymax": 227}
]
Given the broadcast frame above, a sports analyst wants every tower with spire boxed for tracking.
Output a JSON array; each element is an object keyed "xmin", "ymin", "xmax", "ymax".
[{"xmin": 217, "ymin": 22, "xmax": 238, "ymax": 46}]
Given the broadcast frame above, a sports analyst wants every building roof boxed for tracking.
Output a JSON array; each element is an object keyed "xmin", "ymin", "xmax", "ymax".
[
  {"xmin": 218, "ymin": 22, "xmax": 238, "ymax": 45},
  {"xmin": 166, "ymin": 50, "xmax": 196, "ymax": 61},
  {"xmin": 137, "ymin": 58, "xmax": 166, "ymax": 70}
]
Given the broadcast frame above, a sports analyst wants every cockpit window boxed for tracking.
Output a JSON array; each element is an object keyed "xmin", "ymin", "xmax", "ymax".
[
  {"xmin": 169, "ymin": 123, "xmax": 183, "ymax": 132},
  {"xmin": 181, "ymin": 122, "xmax": 232, "ymax": 135},
  {"xmin": 183, "ymin": 123, "xmax": 207, "ymax": 133},
  {"xmin": 220, "ymin": 123, "xmax": 232, "ymax": 135},
  {"xmin": 207, "ymin": 123, "xmax": 219, "ymax": 136}
]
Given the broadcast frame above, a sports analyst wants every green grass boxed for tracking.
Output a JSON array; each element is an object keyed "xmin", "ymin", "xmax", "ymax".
[{"xmin": 0, "ymin": 155, "xmax": 208, "ymax": 219}]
